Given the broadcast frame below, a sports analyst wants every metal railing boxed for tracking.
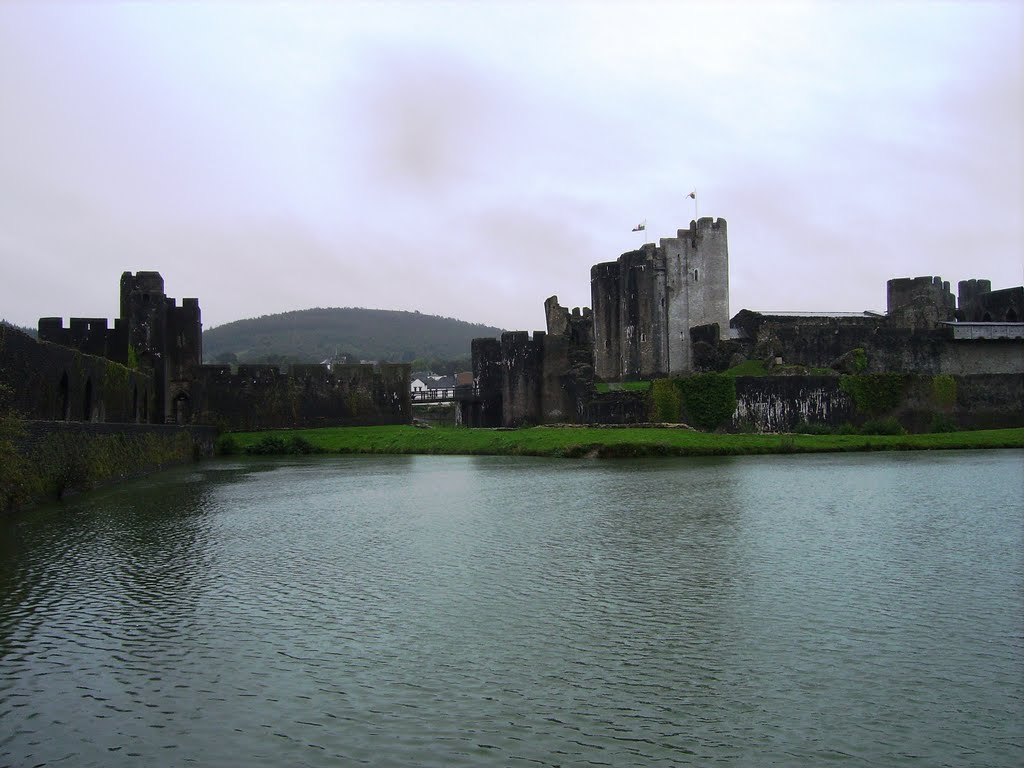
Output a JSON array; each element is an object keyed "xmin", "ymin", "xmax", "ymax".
[{"xmin": 410, "ymin": 384, "xmax": 479, "ymax": 403}]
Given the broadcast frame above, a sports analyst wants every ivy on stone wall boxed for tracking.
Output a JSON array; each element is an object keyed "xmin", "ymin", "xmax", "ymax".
[
  {"xmin": 27, "ymin": 430, "xmax": 195, "ymax": 500},
  {"xmin": 649, "ymin": 375, "xmax": 737, "ymax": 430},
  {"xmin": 678, "ymin": 374, "xmax": 738, "ymax": 431},
  {"xmin": 0, "ymin": 383, "xmax": 30, "ymax": 514},
  {"xmin": 931, "ymin": 374, "xmax": 957, "ymax": 410},
  {"xmin": 649, "ymin": 379, "xmax": 682, "ymax": 423},
  {"xmin": 851, "ymin": 348, "xmax": 868, "ymax": 373},
  {"xmin": 839, "ymin": 373, "xmax": 907, "ymax": 416}
]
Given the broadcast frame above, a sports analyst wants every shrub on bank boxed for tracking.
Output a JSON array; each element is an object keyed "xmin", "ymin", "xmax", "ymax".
[
  {"xmin": 859, "ymin": 417, "xmax": 906, "ymax": 436},
  {"xmin": 242, "ymin": 434, "xmax": 325, "ymax": 455},
  {"xmin": 793, "ymin": 421, "xmax": 834, "ymax": 435},
  {"xmin": 0, "ymin": 414, "xmax": 31, "ymax": 514}
]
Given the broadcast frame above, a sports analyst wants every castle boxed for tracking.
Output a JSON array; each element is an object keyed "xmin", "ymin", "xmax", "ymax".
[
  {"xmin": 37, "ymin": 271, "xmax": 202, "ymax": 424},
  {"xmin": 1, "ymin": 271, "xmax": 410, "ymax": 430},
  {"xmin": 2, "ymin": 217, "xmax": 1021, "ymax": 434},
  {"xmin": 462, "ymin": 216, "xmax": 1023, "ymax": 429}
]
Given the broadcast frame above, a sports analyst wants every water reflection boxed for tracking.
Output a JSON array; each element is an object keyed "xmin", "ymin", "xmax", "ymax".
[{"xmin": 1, "ymin": 451, "xmax": 1021, "ymax": 767}]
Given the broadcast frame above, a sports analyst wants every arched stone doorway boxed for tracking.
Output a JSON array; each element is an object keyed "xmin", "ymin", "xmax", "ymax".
[
  {"xmin": 172, "ymin": 391, "xmax": 191, "ymax": 425},
  {"xmin": 83, "ymin": 378, "xmax": 93, "ymax": 422}
]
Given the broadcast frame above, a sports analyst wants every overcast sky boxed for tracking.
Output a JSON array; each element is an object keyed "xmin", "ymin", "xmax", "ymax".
[{"xmin": 1, "ymin": 1, "xmax": 1021, "ymax": 332}]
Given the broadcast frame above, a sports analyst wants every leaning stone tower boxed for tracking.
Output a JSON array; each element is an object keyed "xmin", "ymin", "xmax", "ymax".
[{"xmin": 590, "ymin": 217, "xmax": 729, "ymax": 380}]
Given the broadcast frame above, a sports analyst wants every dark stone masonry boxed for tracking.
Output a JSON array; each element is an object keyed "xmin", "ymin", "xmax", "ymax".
[
  {"xmin": 2, "ymin": 271, "xmax": 410, "ymax": 431},
  {"xmin": 462, "ymin": 216, "xmax": 1023, "ymax": 430},
  {"xmin": 2, "ymin": 215, "xmax": 1021, "ymax": 437}
]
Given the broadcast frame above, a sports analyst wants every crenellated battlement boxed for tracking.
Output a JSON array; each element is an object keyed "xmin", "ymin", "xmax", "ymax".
[{"xmin": 679, "ymin": 216, "xmax": 727, "ymax": 239}]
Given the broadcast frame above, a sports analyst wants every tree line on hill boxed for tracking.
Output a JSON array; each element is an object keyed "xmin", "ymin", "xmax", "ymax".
[{"xmin": 202, "ymin": 307, "xmax": 505, "ymax": 374}]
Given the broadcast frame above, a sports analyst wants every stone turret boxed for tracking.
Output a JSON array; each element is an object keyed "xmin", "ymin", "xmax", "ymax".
[{"xmin": 886, "ymin": 276, "xmax": 955, "ymax": 329}]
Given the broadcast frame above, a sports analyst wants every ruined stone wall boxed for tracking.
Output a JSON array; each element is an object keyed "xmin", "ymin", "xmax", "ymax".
[
  {"xmin": 463, "ymin": 338, "xmax": 503, "ymax": 428},
  {"xmin": 862, "ymin": 331, "xmax": 1023, "ymax": 375},
  {"xmin": 593, "ymin": 246, "xmax": 666, "ymax": 380},
  {"xmin": 728, "ymin": 309, "xmax": 1024, "ymax": 376},
  {"xmin": 585, "ymin": 391, "xmax": 649, "ymax": 424},
  {"xmin": 468, "ymin": 301, "xmax": 595, "ymax": 428},
  {"xmin": 886, "ymin": 276, "xmax": 955, "ymax": 329},
  {"xmin": 730, "ymin": 311, "xmax": 884, "ymax": 370},
  {"xmin": 540, "ymin": 297, "xmax": 595, "ymax": 423},
  {"xmin": 194, "ymin": 362, "xmax": 411, "ymax": 431},
  {"xmin": 950, "ymin": 373, "xmax": 1024, "ymax": 429},
  {"xmin": 1, "ymin": 323, "xmax": 154, "ymax": 423},
  {"xmin": 611, "ymin": 247, "xmax": 664, "ymax": 379},
  {"xmin": 732, "ymin": 376, "xmax": 855, "ymax": 432}
]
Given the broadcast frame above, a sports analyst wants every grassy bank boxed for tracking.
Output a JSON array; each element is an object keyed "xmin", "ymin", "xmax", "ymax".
[{"xmin": 220, "ymin": 425, "xmax": 1024, "ymax": 459}]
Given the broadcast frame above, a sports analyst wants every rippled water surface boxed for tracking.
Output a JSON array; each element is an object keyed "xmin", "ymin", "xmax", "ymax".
[{"xmin": 2, "ymin": 451, "xmax": 1022, "ymax": 766}]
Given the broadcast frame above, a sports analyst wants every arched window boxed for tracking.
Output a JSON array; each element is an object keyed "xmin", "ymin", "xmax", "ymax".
[
  {"xmin": 172, "ymin": 392, "xmax": 191, "ymax": 425},
  {"xmin": 59, "ymin": 371, "xmax": 69, "ymax": 420},
  {"xmin": 982, "ymin": 312, "xmax": 993, "ymax": 322},
  {"xmin": 1007, "ymin": 308, "xmax": 1018, "ymax": 323},
  {"xmin": 694, "ymin": 269, "xmax": 699, "ymax": 282}
]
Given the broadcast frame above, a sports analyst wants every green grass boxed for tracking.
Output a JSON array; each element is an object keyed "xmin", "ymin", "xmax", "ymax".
[
  {"xmin": 724, "ymin": 360, "xmax": 768, "ymax": 376},
  {"xmin": 724, "ymin": 360, "xmax": 837, "ymax": 377},
  {"xmin": 221, "ymin": 425, "xmax": 1024, "ymax": 459},
  {"xmin": 594, "ymin": 381, "xmax": 653, "ymax": 394}
]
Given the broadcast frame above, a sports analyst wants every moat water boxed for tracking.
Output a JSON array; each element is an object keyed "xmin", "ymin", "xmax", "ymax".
[{"xmin": 1, "ymin": 451, "xmax": 1022, "ymax": 767}]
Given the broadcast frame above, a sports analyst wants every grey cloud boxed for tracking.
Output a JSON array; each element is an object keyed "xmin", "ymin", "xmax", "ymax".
[{"xmin": 345, "ymin": 49, "xmax": 503, "ymax": 194}]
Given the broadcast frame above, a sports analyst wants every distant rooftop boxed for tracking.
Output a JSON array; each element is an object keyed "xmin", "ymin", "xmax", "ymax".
[{"xmin": 751, "ymin": 310, "xmax": 885, "ymax": 318}]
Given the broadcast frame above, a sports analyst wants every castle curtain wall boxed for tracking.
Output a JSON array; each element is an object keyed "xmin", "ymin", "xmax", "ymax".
[
  {"xmin": 193, "ymin": 362, "xmax": 411, "ymax": 431},
  {"xmin": 1, "ymin": 325, "xmax": 153, "ymax": 424}
]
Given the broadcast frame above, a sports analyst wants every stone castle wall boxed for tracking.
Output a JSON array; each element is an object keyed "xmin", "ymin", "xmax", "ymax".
[
  {"xmin": 194, "ymin": 362, "xmax": 411, "ymax": 431},
  {"xmin": 1, "ymin": 324, "xmax": 154, "ymax": 424},
  {"xmin": 464, "ymin": 297, "xmax": 594, "ymax": 428},
  {"xmin": 24, "ymin": 271, "xmax": 413, "ymax": 431},
  {"xmin": 732, "ymin": 374, "xmax": 1024, "ymax": 432}
]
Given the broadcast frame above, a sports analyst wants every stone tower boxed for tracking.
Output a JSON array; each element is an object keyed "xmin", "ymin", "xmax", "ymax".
[
  {"xmin": 119, "ymin": 271, "xmax": 203, "ymax": 423},
  {"xmin": 591, "ymin": 217, "xmax": 729, "ymax": 380},
  {"xmin": 120, "ymin": 271, "xmax": 168, "ymax": 372}
]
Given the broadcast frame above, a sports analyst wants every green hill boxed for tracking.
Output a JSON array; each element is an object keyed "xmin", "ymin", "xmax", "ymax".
[
  {"xmin": 1, "ymin": 321, "xmax": 35, "ymax": 338},
  {"xmin": 202, "ymin": 307, "xmax": 505, "ymax": 366}
]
